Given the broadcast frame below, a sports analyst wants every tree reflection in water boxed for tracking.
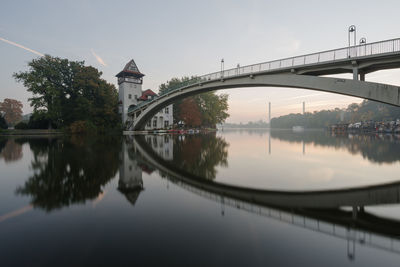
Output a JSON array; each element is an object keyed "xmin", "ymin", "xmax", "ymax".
[
  {"xmin": 270, "ymin": 130, "xmax": 400, "ymax": 164},
  {"xmin": 171, "ymin": 133, "xmax": 229, "ymax": 180},
  {"xmin": 0, "ymin": 138, "xmax": 23, "ymax": 163},
  {"xmin": 16, "ymin": 136, "xmax": 121, "ymax": 211}
]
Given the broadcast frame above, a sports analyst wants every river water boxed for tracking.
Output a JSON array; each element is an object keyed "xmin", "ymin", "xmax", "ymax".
[{"xmin": 1, "ymin": 130, "xmax": 400, "ymax": 266}]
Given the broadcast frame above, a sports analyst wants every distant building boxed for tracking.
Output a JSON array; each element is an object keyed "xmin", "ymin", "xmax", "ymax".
[{"xmin": 116, "ymin": 59, "xmax": 173, "ymax": 130}]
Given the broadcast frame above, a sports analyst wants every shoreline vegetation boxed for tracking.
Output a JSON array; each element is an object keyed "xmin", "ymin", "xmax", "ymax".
[
  {"xmin": 222, "ymin": 100, "xmax": 400, "ymax": 130},
  {"xmin": 6, "ymin": 57, "xmax": 230, "ymax": 136}
]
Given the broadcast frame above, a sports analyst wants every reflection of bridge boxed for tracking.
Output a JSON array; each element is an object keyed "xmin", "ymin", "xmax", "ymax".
[
  {"xmin": 129, "ymin": 38, "xmax": 400, "ymax": 130},
  {"xmin": 128, "ymin": 136, "xmax": 400, "ymax": 259}
]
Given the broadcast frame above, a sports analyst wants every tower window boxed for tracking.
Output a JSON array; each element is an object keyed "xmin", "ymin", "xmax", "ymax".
[
  {"xmin": 153, "ymin": 120, "xmax": 157, "ymax": 127},
  {"xmin": 128, "ymin": 94, "xmax": 132, "ymax": 99},
  {"xmin": 165, "ymin": 107, "xmax": 169, "ymax": 114},
  {"xmin": 147, "ymin": 120, "xmax": 151, "ymax": 127},
  {"xmin": 134, "ymin": 95, "xmax": 138, "ymax": 100},
  {"xmin": 164, "ymin": 121, "xmax": 169, "ymax": 127}
]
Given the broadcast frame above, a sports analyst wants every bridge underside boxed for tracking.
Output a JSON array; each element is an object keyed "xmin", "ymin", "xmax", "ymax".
[{"xmin": 131, "ymin": 73, "xmax": 400, "ymax": 130}]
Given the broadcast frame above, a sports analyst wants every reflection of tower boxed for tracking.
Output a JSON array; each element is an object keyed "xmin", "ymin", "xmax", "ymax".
[
  {"xmin": 118, "ymin": 138, "xmax": 144, "ymax": 205},
  {"xmin": 303, "ymin": 101, "xmax": 305, "ymax": 114}
]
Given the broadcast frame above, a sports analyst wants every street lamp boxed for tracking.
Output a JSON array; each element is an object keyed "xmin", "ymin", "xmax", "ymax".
[
  {"xmin": 348, "ymin": 25, "xmax": 356, "ymax": 47},
  {"xmin": 220, "ymin": 58, "xmax": 225, "ymax": 78},
  {"xmin": 359, "ymin": 37, "xmax": 366, "ymax": 45}
]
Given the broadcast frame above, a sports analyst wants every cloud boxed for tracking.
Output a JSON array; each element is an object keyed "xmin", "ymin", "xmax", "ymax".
[
  {"xmin": 91, "ymin": 49, "xmax": 107, "ymax": 66},
  {"xmin": 0, "ymin": 37, "xmax": 44, "ymax": 57},
  {"xmin": 276, "ymin": 38, "xmax": 302, "ymax": 55},
  {"xmin": 307, "ymin": 167, "xmax": 334, "ymax": 182}
]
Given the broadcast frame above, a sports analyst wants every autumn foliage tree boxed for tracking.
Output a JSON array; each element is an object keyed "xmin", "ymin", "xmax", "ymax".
[
  {"xmin": 159, "ymin": 77, "xmax": 229, "ymax": 127},
  {"xmin": 179, "ymin": 98, "xmax": 202, "ymax": 127},
  {"xmin": 0, "ymin": 98, "xmax": 23, "ymax": 126}
]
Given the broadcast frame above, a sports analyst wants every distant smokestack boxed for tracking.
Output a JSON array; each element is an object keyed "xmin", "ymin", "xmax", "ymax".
[{"xmin": 303, "ymin": 101, "xmax": 305, "ymax": 115}]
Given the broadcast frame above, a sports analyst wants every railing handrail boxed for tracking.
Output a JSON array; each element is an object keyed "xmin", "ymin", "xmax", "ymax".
[{"xmin": 130, "ymin": 37, "xmax": 400, "ymax": 114}]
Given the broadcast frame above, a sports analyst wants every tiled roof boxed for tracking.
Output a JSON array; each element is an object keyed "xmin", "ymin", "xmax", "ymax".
[{"xmin": 139, "ymin": 89, "xmax": 157, "ymax": 100}]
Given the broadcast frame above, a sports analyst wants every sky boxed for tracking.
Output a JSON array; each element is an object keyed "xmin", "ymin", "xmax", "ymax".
[{"xmin": 1, "ymin": 0, "xmax": 400, "ymax": 123}]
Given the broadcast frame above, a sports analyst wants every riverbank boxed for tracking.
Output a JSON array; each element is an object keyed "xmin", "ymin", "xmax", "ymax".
[
  {"xmin": 123, "ymin": 128, "xmax": 217, "ymax": 135},
  {"xmin": 0, "ymin": 129, "xmax": 64, "ymax": 136}
]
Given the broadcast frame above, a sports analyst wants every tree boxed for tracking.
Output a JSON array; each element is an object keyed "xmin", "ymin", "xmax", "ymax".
[
  {"xmin": 14, "ymin": 55, "xmax": 120, "ymax": 131},
  {"xmin": 270, "ymin": 100, "xmax": 400, "ymax": 129},
  {"xmin": 195, "ymin": 92, "xmax": 229, "ymax": 127},
  {"xmin": 0, "ymin": 98, "xmax": 23, "ymax": 126},
  {"xmin": 179, "ymin": 98, "xmax": 202, "ymax": 127},
  {"xmin": 158, "ymin": 77, "xmax": 229, "ymax": 127},
  {"xmin": 159, "ymin": 76, "xmax": 197, "ymax": 124},
  {"xmin": 0, "ymin": 113, "xmax": 7, "ymax": 129}
]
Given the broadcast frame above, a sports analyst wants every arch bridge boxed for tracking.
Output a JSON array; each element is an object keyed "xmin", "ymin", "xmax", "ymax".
[{"xmin": 128, "ymin": 38, "xmax": 400, "ymax": 130}]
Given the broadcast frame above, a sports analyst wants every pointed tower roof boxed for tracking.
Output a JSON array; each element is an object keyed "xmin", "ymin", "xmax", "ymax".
[{"xmin": 116, "ymin": 59, "xmax": 145, "ymax": 78}]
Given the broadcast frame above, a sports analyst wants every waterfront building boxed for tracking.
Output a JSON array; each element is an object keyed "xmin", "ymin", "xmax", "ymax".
[{"xmin": 116, "ymin": 59, "xmax": 173, "ymax": 130}]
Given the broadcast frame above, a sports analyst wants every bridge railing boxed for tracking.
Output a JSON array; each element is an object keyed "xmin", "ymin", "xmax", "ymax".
[{"xmin": 130, "ymin": 38, "xmax": 400, "ymax": 113}]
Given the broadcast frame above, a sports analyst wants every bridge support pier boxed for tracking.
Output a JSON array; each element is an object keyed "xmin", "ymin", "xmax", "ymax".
[
  {"xmin": 353, "ymin": 67, "xmax": 359, "ymax": 81},
  {"xmin": 359, "ymin": 72, "xmax": 365, "ymax": 81}
]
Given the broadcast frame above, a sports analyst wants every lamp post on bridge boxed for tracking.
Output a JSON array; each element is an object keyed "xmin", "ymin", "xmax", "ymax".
[
  {"xmin": 348, "ymin": 25, "xmax": 357, "ymax": 58},
  {"xmin": 359, "ymin": 37, "xmax": 366, "ymax": 45},
  {"xmin": 348, "ymin": 25, "xmax": 356, "ymax": 47}
]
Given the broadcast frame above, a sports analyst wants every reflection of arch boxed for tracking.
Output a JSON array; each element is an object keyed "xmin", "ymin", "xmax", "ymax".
[
  {"xmin": 131, "ymin": 135, "xmax": 400, "ymax": 256},
  {"xmin": 134, "ymin": 135, "xmax": 400, "ymax": 209},
  {"xmin": 130, "ymin": 74, "xmax": 400, "ymax": 130}
]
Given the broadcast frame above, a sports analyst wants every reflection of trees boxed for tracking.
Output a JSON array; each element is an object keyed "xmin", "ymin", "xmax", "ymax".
[
  {"xmin": 270, "ymin": 130, "xmax": 400, "ymax": 164},
  {"xmin": 0, "ymin": 138, "xmax": 7, "ymax": 156},
  {"xmin": 0, "ymin": 139, "xmax": 23, "ymax": 163},
  {"xmin": 171, "ymin": 133, "xmax": 229, "ymax": 179},
  {"xmin": 16, "ymin": 136, "xmax": 121, "ymax": 211}
]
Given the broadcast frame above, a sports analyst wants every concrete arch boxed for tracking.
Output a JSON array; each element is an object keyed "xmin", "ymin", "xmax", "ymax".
[{"xmin": 130, "ymin": 73, "xmax": 400, "ymax": 130}]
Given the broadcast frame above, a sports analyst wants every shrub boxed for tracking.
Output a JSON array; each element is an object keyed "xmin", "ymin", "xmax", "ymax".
[
  {"xmin": 28, "ymin": 112, "xmax": 55, "ymax": 129},
  {"xmin": 14, "ymin": 121, "xmax": 29, "ymax": 129},
  {"xmin": 69, "ymin": 120, "xmax": 96, "ymax": 134}
]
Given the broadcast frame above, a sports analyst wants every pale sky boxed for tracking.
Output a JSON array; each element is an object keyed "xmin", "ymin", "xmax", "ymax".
[{"xmin": 1, "ymin": 0, "xmax": 400, "ymax": 123}]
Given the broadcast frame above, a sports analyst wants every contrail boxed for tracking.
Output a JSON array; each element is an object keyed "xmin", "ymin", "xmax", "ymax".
[
  {"xmin": 0, "ymin": 205, "xmax": 33, "ymax": 223},
  {"xmin": 0, "ymin": 37, "xmax": 44, "ymax": 57},
  {"xmin": 91, "ymin": 49, "xmax": 107, "ymax": 66}
]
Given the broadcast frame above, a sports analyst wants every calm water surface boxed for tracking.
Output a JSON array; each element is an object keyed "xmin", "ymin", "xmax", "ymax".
[{"xmin": 1, "ymin": 130, "xmax": 400, "ymax": 266}]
